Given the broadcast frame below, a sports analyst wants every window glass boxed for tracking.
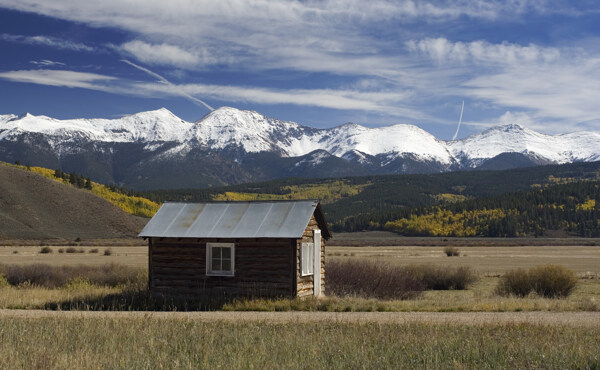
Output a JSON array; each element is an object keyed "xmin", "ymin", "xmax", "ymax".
[
  {"xmin": 206, "ymin": 243, "xmax": 234, "ymax": 276},
  {"xmin": 301, "ymin": 242, "xmax": 314, "ymax": 276}
]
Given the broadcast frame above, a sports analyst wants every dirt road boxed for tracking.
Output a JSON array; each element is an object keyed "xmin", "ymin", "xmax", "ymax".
[{"xmin": 1, "ymin": 309, "xmax": 599, "ymax": 327}]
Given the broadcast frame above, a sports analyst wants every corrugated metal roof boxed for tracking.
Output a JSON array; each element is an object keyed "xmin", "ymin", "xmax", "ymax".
[{"xmin": 138, "ymin": 200, "xmax": 321, "ymax": 239}]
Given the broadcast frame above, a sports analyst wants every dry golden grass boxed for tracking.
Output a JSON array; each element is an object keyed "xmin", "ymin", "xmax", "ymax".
[
  {"xmin": 1, "ymin": 244, "xmax": 599, "ymax": 312},
  {"xmin": 0, "ymin": 316, "xmax": 599, "ymax": 369},
  {"xmin": 327, "ymin": 245, "xmax": 600, "ymax": 275},
  {"xmin": 0, "ymin": 246, "xmax": 147, "ymax": 267}
]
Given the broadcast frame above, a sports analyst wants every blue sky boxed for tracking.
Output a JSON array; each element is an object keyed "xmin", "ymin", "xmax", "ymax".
[{"xmin": 0, "ymin": 0, "xmax": 599, "ymax": 139}]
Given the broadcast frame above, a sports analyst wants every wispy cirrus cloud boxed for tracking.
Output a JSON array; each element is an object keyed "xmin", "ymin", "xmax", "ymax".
[
  {"xmin": 403, "ymin": 36, "xmax": 600, "ymax": 132},
  {"xmin": 29, "ymin": 59, "xmax": 66, "ymax": 67},
  {"xmin": 0, "ymin": 0, "xmax": 581, "ymax": 72},
  {"xmin": 0, "ymin": 33, "xmax": 95, "ymax": 52},
  {"xmin": 0, "ymin": 68, "xmax": 430, "ymax": 121},
  {"xmin": 118, "ymin": 41, "xmax": 210, "ymax": 68},
  {"xmin": 407, "ymin": 38, "xmax": 560, "ymax": 65},
  {"xmin": 0, "ymin": 0, "xmax": 599, "ymax": 134},
  {"xmin": 0, "ymin": 69, "xmax": 115, "ymax": 91}
]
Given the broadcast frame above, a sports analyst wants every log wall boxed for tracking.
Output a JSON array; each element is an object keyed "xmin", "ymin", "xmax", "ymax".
[
  {"xmin": 149, "ymin": 237, "xmax": 295, "ymax": 298},
  {"xmin": 295, "ymin": 214, "xmax": 326, "ymax": 297}
]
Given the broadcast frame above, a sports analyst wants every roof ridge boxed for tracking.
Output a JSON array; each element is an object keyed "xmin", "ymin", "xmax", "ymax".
[{"xmin": 163, "ymin": 199, "xmax": 320, "ymax": 203}]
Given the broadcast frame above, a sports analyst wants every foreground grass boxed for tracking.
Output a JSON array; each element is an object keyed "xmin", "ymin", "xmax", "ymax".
[{"xmin": 0, "ymin": 317, "xmax": 598, "ymax": 369}]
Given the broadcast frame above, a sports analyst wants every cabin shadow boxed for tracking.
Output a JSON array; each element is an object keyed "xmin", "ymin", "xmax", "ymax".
[{"xmin": 43, "ymin": 285, "xmax": 286, "ymax": 312}]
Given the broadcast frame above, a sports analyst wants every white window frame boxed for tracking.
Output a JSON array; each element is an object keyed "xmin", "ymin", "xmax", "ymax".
[
  {"xmin": 301, "ymin": 242, "xmax": 314, "ymax": 276},
  {"xmin": 206, "ymin": 242, "xmax": 235, "ymax": 277}
]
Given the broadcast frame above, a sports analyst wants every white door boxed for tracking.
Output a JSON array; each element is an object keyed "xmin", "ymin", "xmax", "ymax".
[{"xmin": 313, "ymin": 230, "xmax": 322, "ymax": 296}]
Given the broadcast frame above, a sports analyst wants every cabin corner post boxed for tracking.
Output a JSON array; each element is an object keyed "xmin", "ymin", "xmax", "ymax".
[
  {"xmin": 313, "ymin": 229, "xmax": 322, "ymax": 297},
  {"xmin": 148, "ymin": 237, "xmax": 153, "ymax": 291}
]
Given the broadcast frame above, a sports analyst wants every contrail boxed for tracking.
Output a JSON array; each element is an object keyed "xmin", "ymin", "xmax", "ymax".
[
  {"xmin": 452, "ymin": 100, "xmax": 464, "ymax": 141},
  {"xmin": 121, "ymin": 59, "xmax": 214, "ymax": 112}
]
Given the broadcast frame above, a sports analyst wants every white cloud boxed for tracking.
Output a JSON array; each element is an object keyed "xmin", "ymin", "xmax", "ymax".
[
  {"xmin": 0, "ymin": 1, "xmax": 575, "ymax": 73},
  {"xmin": 0, "ymin": 0, "xmax": 598, "ymax": 132},
  {"xmin": 463, "ymin": 56, "xmax": 600, "ymax": 124},
  {"xmin": 119, "ymin": 40, "xmax": 206, "ymax": 68},
  {"xmin": 143, "ymin": 82, "xmax": 420, "ymax": 116},
  {"xmin": 0, "ymin": 68, "xmax": 429, "ymax": 120},
  {"xmin": 0, "ymin": 33, "xmax": 95, "ymax": 52},
  {"xmin": 0, "ymin": 69, "xmax": 116, "ymax": 91},
  {"xmin": 29, "ymin": 59, "xmax": 66, "ymax": 67},
  {"xmin": 407, "ymin": 38, "xmax": 560, "ymax": 65}
]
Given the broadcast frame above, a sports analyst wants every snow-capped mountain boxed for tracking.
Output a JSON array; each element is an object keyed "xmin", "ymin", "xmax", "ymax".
[
  {"xmin": 448, "ymin": 124, "xmax": 600, "ymax": 167},
  {"xmin": 1, "ymin": 107, "xmax": 599, "ymax": 189}
]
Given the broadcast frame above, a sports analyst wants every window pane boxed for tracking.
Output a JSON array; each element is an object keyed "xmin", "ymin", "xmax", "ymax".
[
  {"xmin": 222, "ymin": 247, "xmax": 231, "ymax": 259},
  {"xmin": 222, "ymin": 259, "xmax": 231, "ymax": 271},
  {"xmin": 308, "ymin": 244, "xmax": 314, "ymax": 274},
  {"xmin": 213, "ymin": 247, "xmax": 222, "ymax": 259},
  {"xmin": 211, "ymin": 258, "xmax": 221, "ymax": 271}
]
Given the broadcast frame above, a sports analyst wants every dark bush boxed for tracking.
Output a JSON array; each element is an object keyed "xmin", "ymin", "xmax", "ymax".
[
  {"xmin": 58, "ymin": 248, "xmax": 65, "ymax": 254},
  {"xmin": 496, "ymin": 265, "xmax": 577, "ymax": 298},
  {"xmin": 39, "ymin": 246, "xmax": 53, "ymax": 254},
  {"xmin": 326, "ymin": 260, "xmax": 424, "ymax": 300},
  {"xmin": 495, "ymin": 268, "xmax": 532, "ymax": 297},
  {"xmin": 89, "ymin": 248, "xmax": 99, "ymax": 254},
  {"xmin": 0, "ymin": 263, "xmax": 145, "ymax": 288},
  {"xmin": 529, "ymin": 265, "xmax": 578, "ymax": 298},
  {"xmin": 65, "ymin": 247, "xmax": 77, "ymax": 254},
  {"xmin": 443, "ymin": 246, "xmax": 460, "ymax": 257},
  {"xmin": 409, "ymin": 265, "xmax": 478, "ymax": 290},
  {"xmin": 104, "ymin": 248, "xmax": 113, "ymax": 256}
]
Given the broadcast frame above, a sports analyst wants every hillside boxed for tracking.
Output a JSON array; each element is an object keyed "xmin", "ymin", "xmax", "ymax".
[
  {"xmin": 139, "ymin": 160, "xmax": 600, "ymax": 232},
  {"xmin": 385, "ymin": 181, "xmax": 600, "ymax": 237},
  {"xmin": 0, "ymin": 165, "xmax": 148, "ymax": 240}
]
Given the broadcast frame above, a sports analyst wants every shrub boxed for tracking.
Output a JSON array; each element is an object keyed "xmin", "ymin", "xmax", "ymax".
[
  {"xmin": 104, "ymin": 248, "xmax": 113, "ymax": 256},
  {"xmin": 65, "ymin": 247, "xmax": 78, "ymax": 253},
  {"xmin": 58, "ymin": 248, "xmax": 65, "ymax": 254},
  {"xmin": 443, "ymin": 246, "xmax": 460, "ymax": 257},
  {"xmin": 326, "ymin": 260, "xmax": 424, "ymax": 300},
  {"xmin": 495, "ymin": 268, "xmax": 532, "ymax": 297},
  {"xmin": 529, "ymin": 265, "xmax": 577, "ymax": 298},
  {"xmin": 496, "ymin": 265, "xmax": 577, "ymax": 298},
  {"xmin": 0, "ymin": 263, "xmax": 145, "ymax": 288},
  {"xmin": 326, "ymin": 261, "xmax": 478, "ymax": 299},
  {"xmin": 407, "ymin": 265, "xmax": 478, "ymax": 290},
  {"xmin": 89, "ymin": 248, "xmax": 99, "ymax": 254},
  {"xmin": 39, "ymin": 246, "xmax": 53, "ymax": 254}
]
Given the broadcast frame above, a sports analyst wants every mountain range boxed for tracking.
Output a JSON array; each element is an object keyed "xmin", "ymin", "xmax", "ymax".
[{"xmin": 1, "ymin": 107, "xmax": 599, "ymax": 190}]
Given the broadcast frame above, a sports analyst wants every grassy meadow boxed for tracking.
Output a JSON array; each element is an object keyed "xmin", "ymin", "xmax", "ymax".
[
  {"xmin": 1, "ymin": 243, "xmax": 600, "ymax": 368},
  {"xmin": 0, "ymin": 244, "xmax": 599, "ymax": 312},
  {"xmin": 0, "ymin": 317, "xmax": 599, "ymax": 369}
]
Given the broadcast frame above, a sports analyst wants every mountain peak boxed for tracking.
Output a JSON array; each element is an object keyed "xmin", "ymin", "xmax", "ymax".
[
  {"xmin": 497, "ymin": 123, "xmax": 526, "ymax": 132},
  {"xmin": 126, "ymin": 107, "xmax": 179, "ymax": 120}
]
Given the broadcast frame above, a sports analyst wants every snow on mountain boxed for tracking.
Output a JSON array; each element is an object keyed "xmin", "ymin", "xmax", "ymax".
[
  {"xmin": 449, "ymin": 124, "xmax": 600, "ymax": 166},
  {"xmin": 0, "ymin": 108, "xmax": 190, "ymax": 147},
  {"xmin": 1, "ymin": 106, "xmax": 599, "ymax": 169},
  {"xmin": 189, "ymin": 107, "xmax": 454, "ymax": 164},
  {"xmin": 312, "ymin": 122, "xmax": 454, "ymax": 164}
]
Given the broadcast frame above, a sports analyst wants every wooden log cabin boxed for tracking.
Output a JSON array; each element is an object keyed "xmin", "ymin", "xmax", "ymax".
[{"xmin": 138, "ymin": 200, "xmax": 331, "ymax": 298}]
